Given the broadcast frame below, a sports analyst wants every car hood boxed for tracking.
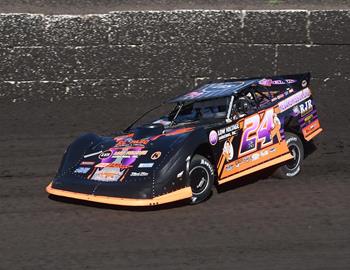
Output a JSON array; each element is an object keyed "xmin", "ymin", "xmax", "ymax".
[
  {"xmin": 88, "ymin": 127, "xmax": 195, "ymax": 181},
  {"xmin": 52, "ymin": 127, "xmax": 196, "ymax": 199}
]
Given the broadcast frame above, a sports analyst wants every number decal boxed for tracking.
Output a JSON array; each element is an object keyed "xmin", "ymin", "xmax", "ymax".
[
  {"xmin": 238, "ymin": 108, "xmax": 275, "ymax": 157},
  {"xmin": 239, "ymin": 114, "xmax": 259, "ymax": 156},
  {"xmin": 257, "ymin": 108, "xmax": 274, "ymax": 148}
]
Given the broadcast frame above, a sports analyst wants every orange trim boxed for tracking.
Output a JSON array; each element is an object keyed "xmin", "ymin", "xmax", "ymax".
[
  {"xmin": 218, "ymin": 153, "xmax": 293, "ymax": 185},
  {"xmin": 217, "ymin": 155, "xmax": 224, "ymax": 169},
  {"xmin": 46, "ymin": 183, "xmax": 192, "ymax": 206},
  {"xmin": 302, "ymin": 119, "xmax": 321, "ymax": 140},
  {"xmin": 220, "ymin": 142, "xmax": 290, "ymax": 179},
  {"xmin": 304, "ymin": 128, "xmax": 323, "ymax": 141}
]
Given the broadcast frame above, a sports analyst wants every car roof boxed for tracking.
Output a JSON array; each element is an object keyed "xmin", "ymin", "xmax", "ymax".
[
  {"xmin": 168, "ymin": 79, "xmax": 258, "ymax": 103},
  {"xmin": 167, "ymin": 73, "xmax": 311, "ymax": 104}
]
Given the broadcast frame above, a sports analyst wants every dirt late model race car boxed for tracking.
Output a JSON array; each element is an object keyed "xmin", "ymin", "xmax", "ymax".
[{"xmin": 46, "ymin": 73, "xmax": 322, "ymax": 206}]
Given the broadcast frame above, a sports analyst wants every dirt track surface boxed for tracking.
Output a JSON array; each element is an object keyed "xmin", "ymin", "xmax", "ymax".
[
  {"xmin": 0, "ymin": 96, "xmax": 349, "ymax": 269},
  {"xmin": 0, "ymin": 0, "xmax": 349, "ymax": 14}
]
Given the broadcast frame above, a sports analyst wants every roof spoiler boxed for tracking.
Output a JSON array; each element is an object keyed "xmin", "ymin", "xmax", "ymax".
[
  {"xmin": 206, "ymin": 72, "xmax": 311, "ymax": 90},
  {"xmin": 210, "ymin": 72, "xmax": 310, "ymax": 84}
]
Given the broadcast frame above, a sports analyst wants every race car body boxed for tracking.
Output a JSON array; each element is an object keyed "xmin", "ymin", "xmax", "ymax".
[{"xmin": 46, "ymin": 73, "xmax": 322, "ymax": 206}]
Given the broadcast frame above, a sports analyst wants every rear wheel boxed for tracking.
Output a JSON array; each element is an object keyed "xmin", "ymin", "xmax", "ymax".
[
  {"xmin": 189, "ymin": 155, "xmax": 215, "ymax": 204},
  {"xmin": 274, "ymin": 132, "xmax": 304, "ymax": 179}
]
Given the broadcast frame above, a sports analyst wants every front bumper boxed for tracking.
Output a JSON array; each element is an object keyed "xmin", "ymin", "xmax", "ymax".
[{"xmin": 46, "ymin": 182, "xmax": 192, "ymax": 206}]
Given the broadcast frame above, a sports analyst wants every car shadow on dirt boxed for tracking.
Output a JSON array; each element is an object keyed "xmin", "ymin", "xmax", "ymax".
[{"xmin": 215, "ymin": 169, "xmax": 271, "ymax": 194}]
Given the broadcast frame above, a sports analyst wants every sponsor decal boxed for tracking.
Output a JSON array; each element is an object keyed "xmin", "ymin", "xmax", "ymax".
[
  {"xmin": 225, "ymin": 164, "xmax": 234, "ymax": 171},
  {"xmin": 304, "ymin": 114, "xmax": 313, "ymax": 123},
  {"xmin": 223, "ymin": 140, "xmax": 234, "ymax": 161},
  {"xmin": 258, "ymin": 79, "xmax": 272, "ymax": 87},
  {"xmin": 251, "ymin": 153, "xmax": 260, "ymax": 161},
  {"xmin": 217, "ymin": 124, "xmax": 239, "ymax": 141},
  {"xmin": 298, "ymin": 99, "xmax": 313, "ymax": 116},
  {"xmin": 99, "ymin": 150, "xmax": 112, "ymax": 159},
  {"xmin": 200, "ymin": 159, "xmax": 214, "ymax": 175},
  {"xmin": 278, "ymin": 88, "xmax": 311, "ymax": 112},
  {"xmin": 271, "ymin": 89, "xmax": 294, "ymax": 102},
  {"xmin": 80, "ymin": 161, "xmax": 95, "ymax": 166},
  {"xmin": 90, "ymin": 145, "xmax": 146, "ymax": 182},
  {"xmin": 221, "ymin": 143, "xmax": 290, "ymax": 178},
  {"xmin": 302, "ymin": 119, "xmax": 320, "ymax": 137},
  {"xmin": 209, "ymin": 130, "xmax": 218, "ymax": 145},
  {"xmin": 151, "ymin": 151, "xmax": 162, "ymax": 160},
  {"xmin": 273, "ymin": 79, "xmax": 297, "ymax": 85},
  {"xmin": 138, "ymin": 163, "xmax": 154, "ymax": 168},
  {"xmin": 258, "ymin": 79, "xmax": 297, "ymax": 87},
  {"xmin": 106, "ymin": 163, "xmax": 131, "ymax": 169},
  {"xmin": 74, "ymin": 167, "xmax": 90, "ymax": 174},
  {"xmin": 130, "ymin": 172, "xmax": 149, "ymax": 177},
  {"xmin": 91, "ymin": 167, "xmax": 123, "ymax": 182},
  {"xmin": 243, "ymin": 156, "xmax": 250, "ymax": 162},
  {"xmin": 95, "ymin": 163, "xmax": 111, "ymax": 168},
  {"xmin": 113, "ymin": 134, "xmax": 133, "ymax": 143},
  {"xmin": 227, "ymin": 149, "xmax": 270, "ymax": 171},
  {"xmin": 115, "ymin": 139, "xmax": 149, "ymax": 147},
  {"xmin": 112, "ymin": 150, "xmax": 148, "ymax": 157},
  {"xmin": 233, "ymin": 157, "xmax": 250, "ymax": 168},
  {"xmin": 115, "ymin": 140, "xmax": 128, "ymax": 147},
  {"xmin": 301, "ymin": 80, "xmax": 308, "ymax": 88},
  {"xmin": 132, "ymin": 139, "xmax": 149, "ymax": 145},
  {"xmin": 261, "ymin": 150, "xmax": 269, "ymax": 157}
]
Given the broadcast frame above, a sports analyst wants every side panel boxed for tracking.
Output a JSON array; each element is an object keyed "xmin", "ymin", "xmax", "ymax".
[
  {"xmin": 278, "ymin": 87, "xmax": 323, "ymax": 141},
  {"xmin": 216, "ymin": 106, "xmax": 292, "ymax": 184}
]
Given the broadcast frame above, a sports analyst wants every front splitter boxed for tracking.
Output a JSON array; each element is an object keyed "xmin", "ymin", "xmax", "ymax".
[{"xmin": 46, "ymin": 183, "xmax": 192, "ymax": 206}]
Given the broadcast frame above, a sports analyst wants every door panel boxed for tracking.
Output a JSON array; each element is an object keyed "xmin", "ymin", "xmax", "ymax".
[{"xmin": 217, "ymin": 105, "xmax": 291, "ymax": 183}]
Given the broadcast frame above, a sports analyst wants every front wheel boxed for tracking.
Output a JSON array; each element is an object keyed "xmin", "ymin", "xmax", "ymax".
[
  {"xmin": 273, "ymin": 132, "xmax": 304, "ymax": 179},
  {"xmin": 189, "ymin": 155, "xmax": 215, "ymax": 204}
]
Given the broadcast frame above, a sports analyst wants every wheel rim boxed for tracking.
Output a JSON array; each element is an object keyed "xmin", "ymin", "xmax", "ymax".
[
  {"xmin": 190, "ymin": 165, "xmax": 210, "ymax": 195},
  {"xmin": 286, "ymin": 144, "xmax": 300, "ymax": 170}
]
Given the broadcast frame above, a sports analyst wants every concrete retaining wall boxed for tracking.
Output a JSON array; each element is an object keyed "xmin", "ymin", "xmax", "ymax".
[
  {"xmin": 0, "ymin": 9, "xmax": 349, "ymax": 179},
  {"xmin": 0, "ymin": 10, "xmax": 349, "ymax": 102}
]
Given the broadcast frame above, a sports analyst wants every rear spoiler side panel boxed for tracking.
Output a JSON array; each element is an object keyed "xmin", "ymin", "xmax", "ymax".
[{"xmin": 277, "ymin": 85, "xmax": 323, "ymax": 141}]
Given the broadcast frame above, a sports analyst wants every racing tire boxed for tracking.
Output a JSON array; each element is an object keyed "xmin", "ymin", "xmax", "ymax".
[
  {"xmin": 273, "ymin": 132, "xmax": 304, "ymax": 179},
  {"xmin": 189, "ymin": 155, "xmax": 215, "ymax": 204}
]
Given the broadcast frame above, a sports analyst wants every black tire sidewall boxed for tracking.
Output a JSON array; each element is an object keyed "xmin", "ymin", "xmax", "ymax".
[
  {"xmin": 189, "ymin": 155, "xmax": 215, "ymax": 204},
  {"xmin": 276, "ymin": 133, "xmax": 304, "ymax": 178}
]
